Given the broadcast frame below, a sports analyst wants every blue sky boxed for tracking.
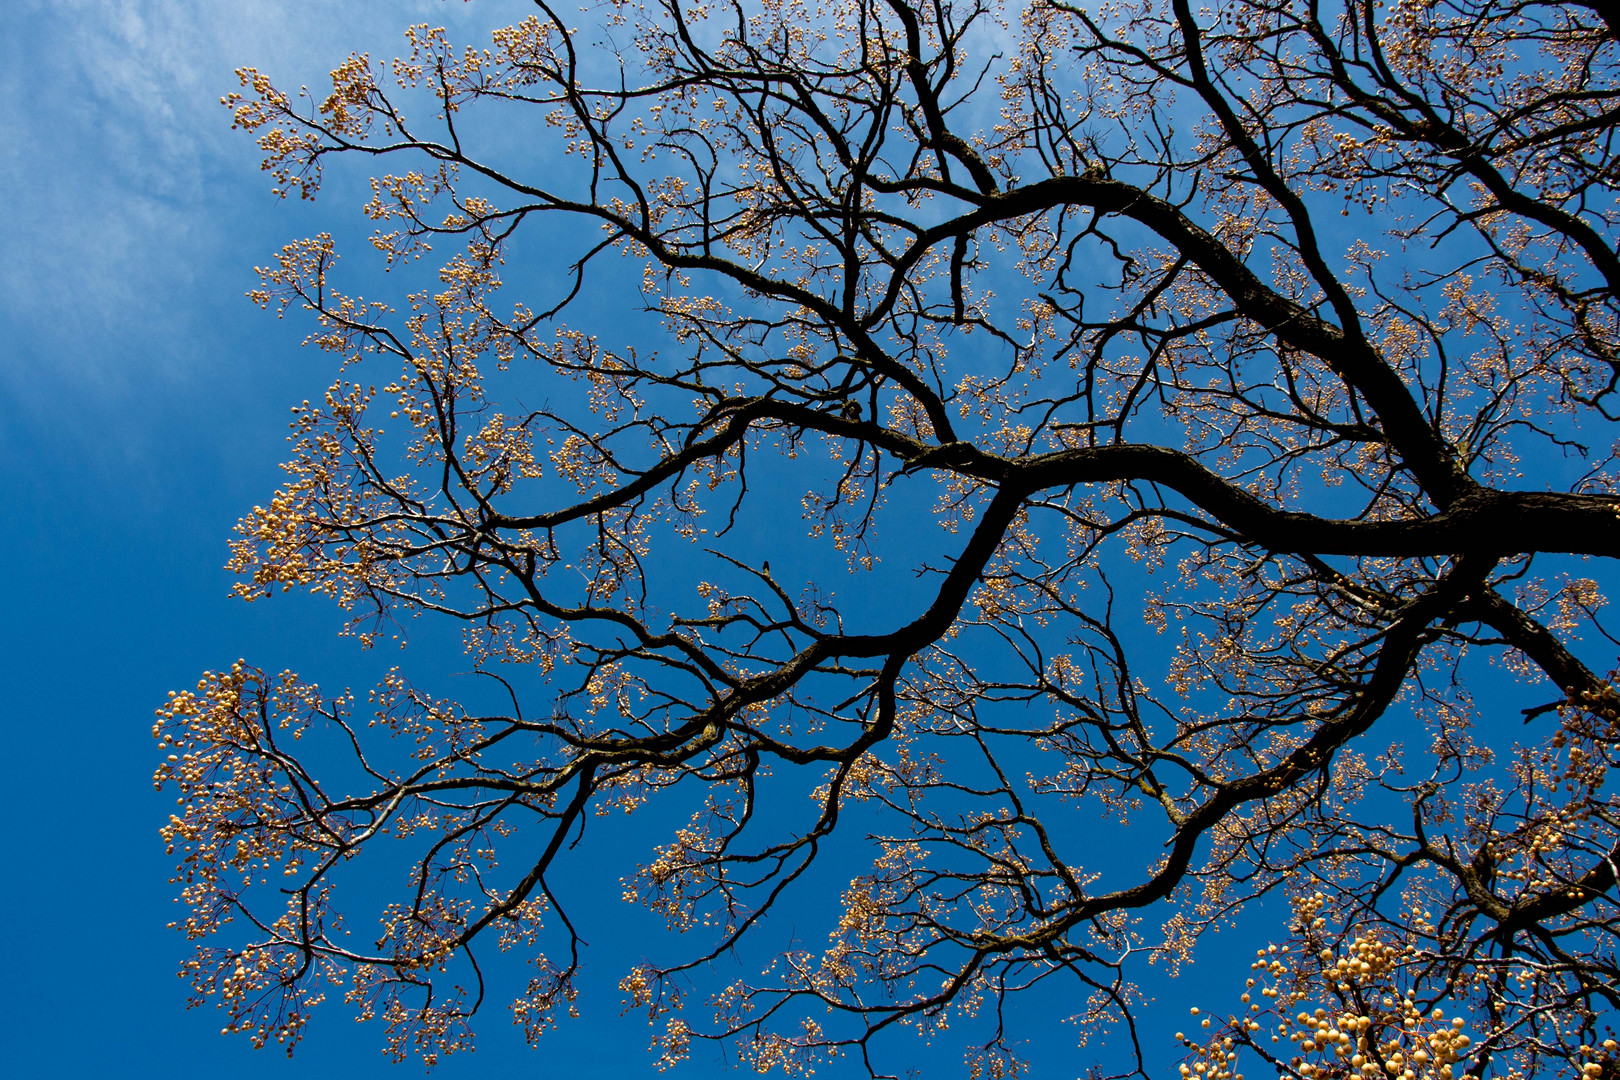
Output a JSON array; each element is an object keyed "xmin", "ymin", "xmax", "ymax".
[
  {"xmin": 0, "ymin": 4, "xmax": 1230, "ymax": 1073},
  {"xmin": 8, "ymin": 2, "xmax": 1577, "ymax": 1077},
  {"xmin": 0, "ymin": 2, "xmax": 672, "ymax": 1075}
]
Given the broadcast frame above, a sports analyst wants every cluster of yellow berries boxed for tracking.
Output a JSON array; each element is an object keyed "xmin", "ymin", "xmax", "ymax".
[
  {"xmin": 1323, "ymin": 935, "xmax": 1403, "ymax": 988},
  {"xmin": 1175, "ymin": 890, "xmax": 1497, "ymax": 1080},
  {"xmin": 1568, "ymin": 684, "xmax": 1620, "ymax": 724},
  {"xmin": 1576, "ymin": 1042, "xmax": 1619, "ymax": 1079},
  {"xmin": 1179, "ymin": 998, "xmax": 1478, "ymax": 1080}
]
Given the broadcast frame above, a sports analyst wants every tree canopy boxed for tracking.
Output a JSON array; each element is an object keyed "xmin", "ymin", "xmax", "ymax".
[{"xmin": 156, "ymin": 0, "xmax": 1620, "ymax": 1076}]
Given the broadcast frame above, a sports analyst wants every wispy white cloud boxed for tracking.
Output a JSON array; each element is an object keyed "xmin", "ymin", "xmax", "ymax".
[{"xmin": 0, "ymin": 0, "xmax": 489, "ymax": 403}]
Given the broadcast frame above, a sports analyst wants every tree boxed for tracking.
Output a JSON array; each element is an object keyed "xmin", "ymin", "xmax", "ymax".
[{"xmin": 154, "ymin": 0, "xmax": 1620, "ymax": 1076}]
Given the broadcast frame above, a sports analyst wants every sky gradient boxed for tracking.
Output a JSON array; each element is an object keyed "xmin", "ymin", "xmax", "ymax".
[
  {"xmin": 2, "ymin": 2, "xmax": 1341, "ymax": 1076},
  {"xmin": 2, "ymin": 2, "xmax": 669, "ymax": 1075}
]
